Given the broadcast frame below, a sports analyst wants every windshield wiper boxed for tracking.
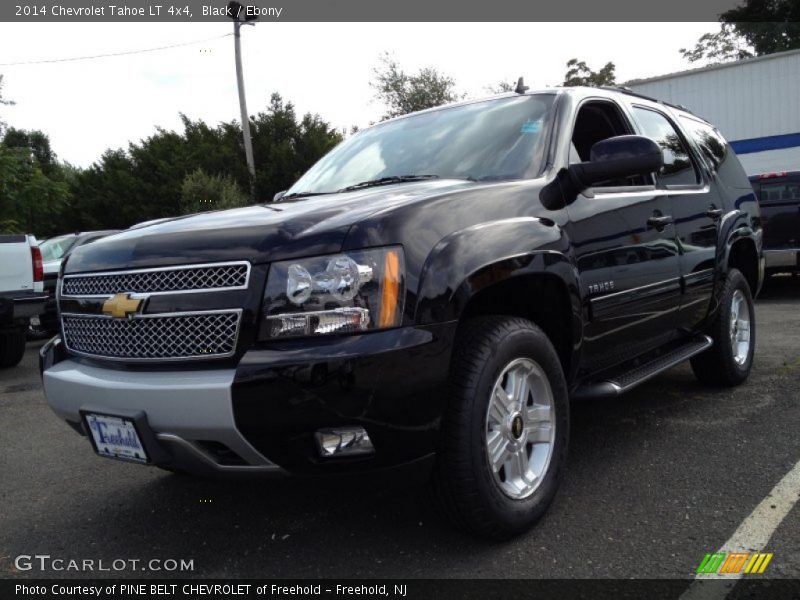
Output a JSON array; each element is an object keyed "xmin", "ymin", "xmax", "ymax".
[
  {"xmin": 465, "ymin": 174, "xmax": 519, "ymax": 182},
  {"xmin": 337, "ymin": 174, "xmax": 440, "ymax": 193},
  {"xmin": 279, "ymin": 191, "xmax": 329, "ymax": 200}
]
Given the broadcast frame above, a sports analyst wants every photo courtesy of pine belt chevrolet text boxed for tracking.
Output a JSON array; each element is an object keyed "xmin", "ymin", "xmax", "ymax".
[{"xmin": 40, "ymin": 85, "xmax": 763, "ymax": 539}]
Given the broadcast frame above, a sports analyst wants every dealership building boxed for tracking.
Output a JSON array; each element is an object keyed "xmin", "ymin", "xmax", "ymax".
[{"xmin": 628, "ymin": 48, "xmax": 800, "ymax": 176}]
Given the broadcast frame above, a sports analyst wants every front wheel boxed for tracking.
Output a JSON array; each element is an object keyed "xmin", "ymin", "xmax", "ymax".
[
  {"xmin": 432, "ymin": 316, "xmax": 569, "ymax": 539},
  {"xmin": 691, "ymin": 268, "xmax": 755, "ymax": 387}
]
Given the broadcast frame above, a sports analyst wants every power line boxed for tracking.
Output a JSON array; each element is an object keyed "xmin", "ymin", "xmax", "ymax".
[{"xmin": 0, "ymin": 33, "xmax": 232, "ymax": 67}]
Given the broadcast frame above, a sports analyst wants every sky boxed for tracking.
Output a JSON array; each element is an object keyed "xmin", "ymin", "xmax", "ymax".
[{"xmin": 0, "ymin": 22, "xmax": 719, "ymax": 167}]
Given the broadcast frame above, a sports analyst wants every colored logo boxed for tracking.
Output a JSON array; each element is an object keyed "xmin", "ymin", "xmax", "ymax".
[
  {"xmin": 102, "ymin": 293, "xmax": 144, "ymax": 319},
  {"xmin": 696, "ymin": 552, "xmax": 773, "ymax": 575}
]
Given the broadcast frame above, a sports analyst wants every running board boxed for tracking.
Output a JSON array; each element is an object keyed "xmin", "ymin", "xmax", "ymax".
[{"xmin": 572, "ymin": 335, "xmax": 713, "ymax": 401}]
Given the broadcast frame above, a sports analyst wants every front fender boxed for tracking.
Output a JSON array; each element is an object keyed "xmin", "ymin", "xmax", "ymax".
[{"xmin": 414, "ymin": 217, "xmax": 575, "ymax": 324}]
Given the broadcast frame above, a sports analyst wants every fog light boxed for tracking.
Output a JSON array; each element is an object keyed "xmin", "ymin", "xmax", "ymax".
[
  {"xmin": 314, "ymin": 427, "xmax": 374, "ymax": 458},
  {"xmin": 266, "ymin": 307, "xmax": 370, "ymax": 338}
]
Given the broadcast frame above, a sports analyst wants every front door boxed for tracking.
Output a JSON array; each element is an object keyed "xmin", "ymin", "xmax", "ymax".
[
  {"xmin": 569, "ymin": 190, "xmax": 681, "ymax": 374},
  {"xmin": 564, "ymin": 99, "xmax": 681, "ymax": 375}
]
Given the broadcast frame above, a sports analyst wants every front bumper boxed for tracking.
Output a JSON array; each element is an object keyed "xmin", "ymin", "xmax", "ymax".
[
  {"xmin": 42, "ymin": 348, "xmax": 284, "ymax": 476},
  {"xmin": 764, "ymin": 248, "xmax": 799, "ymax": 271},
  {"xmin": 41, "ymin": 322, "xmax": 456, "ymax": 476}
]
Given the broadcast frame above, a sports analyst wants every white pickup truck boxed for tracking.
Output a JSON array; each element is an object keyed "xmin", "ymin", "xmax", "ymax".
[{"xmin": 0, "ymin": 234, "xmax": 47, "ymax": 367}]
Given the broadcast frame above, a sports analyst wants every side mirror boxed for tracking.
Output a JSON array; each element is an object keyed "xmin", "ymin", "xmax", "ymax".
[
  {"xmin": 273, "ymin": 190, "xmax": 287, "ymax": 202},
  {"xmin": 540, "ymin": 135, "xmax": 663, "ymax": 209},
  {"xmin": 572, "ymin": 135, "xmax": 663, "ymax": 188}
]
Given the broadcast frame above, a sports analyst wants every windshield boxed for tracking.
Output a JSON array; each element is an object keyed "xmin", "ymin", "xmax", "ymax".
[
  {"xmin": 39, "ymin": 235, "xmax": 76, "ymax": 262},
  {"xmin": 287, "ymin": 94, "xmax": 555, "ymax": 195}
]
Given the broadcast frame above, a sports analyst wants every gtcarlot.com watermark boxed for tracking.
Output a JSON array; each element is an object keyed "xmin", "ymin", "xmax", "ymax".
[{"xmin": 13, "ymin": 554, "xmax": 194, "ymax": 573}]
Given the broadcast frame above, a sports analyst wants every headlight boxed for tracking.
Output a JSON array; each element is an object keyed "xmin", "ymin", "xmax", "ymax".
[{"xmin": 259, "ymin": 246, "xmax": 405, "ymax": 340}]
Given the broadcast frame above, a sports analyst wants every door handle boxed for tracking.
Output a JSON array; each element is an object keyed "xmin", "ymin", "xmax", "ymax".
[
  {"xmin": 706, "ymin": 207, "xmax": 724, "ymax": 220},
  {"xmin": 647, "ymin": 215, "xmax": 673, "ymax": 229}
]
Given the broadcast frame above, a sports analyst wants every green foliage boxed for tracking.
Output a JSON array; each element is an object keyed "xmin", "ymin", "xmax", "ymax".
[
  {"xmin": 0, "ymin": 91, "xmax": 342, "ymax": 236},
  {"xmin": 65, "ymin": 149, "xmax": 148, "ymax": 230},
  {"xmin": 679, "ymin": 24, "xmax": 754, "ymax": 65},
  {"xmin": 722, "ymin": 0, "xmax": 800, "ymax": 56},
  {"xmin": 0, "ymin": 128, "xmax": 70, "ymax": 237},
  {"xmin": 251, "ymin": 93, "xmax": 343, "ymax": 199},
  {"xmin": 682, "ymin": 2, "xmax": 800, "ymax": 66},
  {"xmin": 371, "ymin": 52, "xmax": 462, "ymax": 120},
  {"xmin": 180, "ymin": 168, "xmax": 249, "ymax": 214},
  {"xmin": 562, "ymin": 59, "xmax": 616, "ymax": 87},
  {"xmin": 3, "ymin": 127, "xmax": 59, "ymax": 176},
  {"xmin": 64, "ymin": 93, "xmax": 342, "ymax": 231}
]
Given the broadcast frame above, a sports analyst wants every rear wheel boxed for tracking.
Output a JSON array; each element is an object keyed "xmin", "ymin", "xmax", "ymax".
[
  {"xmin": 432, "ymin": 316, "xmax": 569, "ymax": 539},
  {"xmin": 691, "ymin": 268, "xmax": 755, "ymax": 386},
  {"xmin": 0, "ymin": 329, "xmax": 26, "ymax": 368}
]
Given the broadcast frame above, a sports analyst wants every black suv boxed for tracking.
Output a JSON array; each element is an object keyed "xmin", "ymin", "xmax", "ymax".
[
  {"xmin": 749, "ymin": 171, "xmax": 800, "ymax": 276},
  {"xmin": 40, "ymin": 87, "xmax": 762, "ymax": 539}
]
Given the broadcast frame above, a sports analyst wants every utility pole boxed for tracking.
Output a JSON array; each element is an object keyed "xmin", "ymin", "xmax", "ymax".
[{"xmin": 228, "ymin": 1, "xmax": 257, "ymax": 196}]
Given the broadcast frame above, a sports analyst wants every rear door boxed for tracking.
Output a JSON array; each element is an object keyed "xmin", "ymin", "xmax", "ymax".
[{"xmin": 629, "ymin": 107, "xmax": 715, "ymax": 333}]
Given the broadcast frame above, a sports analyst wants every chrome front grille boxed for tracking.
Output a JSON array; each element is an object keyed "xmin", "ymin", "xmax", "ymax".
[
  {"xmin": 62, "ymin": 262, "xmax": 250, "ymax": 296},
  {"xmin": 61, "ymin": 311, "xmax": 242, "ymax": 361},
  {"xmin": 59, "ymin": 262, "xmax": 251, "ymax": 361}
]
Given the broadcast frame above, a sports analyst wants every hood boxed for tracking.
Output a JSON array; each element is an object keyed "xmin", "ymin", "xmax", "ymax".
[{"xmin": 64, "ymin": 179, "xmax": 476, "ymax": 274}]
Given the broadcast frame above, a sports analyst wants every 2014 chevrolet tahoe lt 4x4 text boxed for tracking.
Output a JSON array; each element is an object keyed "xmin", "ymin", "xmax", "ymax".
[{"xmin": 40, "ymin": 87, "xmax": 763, "ymax": 539}]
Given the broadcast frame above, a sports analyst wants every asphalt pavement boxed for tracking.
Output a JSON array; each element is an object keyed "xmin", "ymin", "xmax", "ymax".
[{"xmin": 1, "ymin": 277, "xmax": 799, "ymax": 581}]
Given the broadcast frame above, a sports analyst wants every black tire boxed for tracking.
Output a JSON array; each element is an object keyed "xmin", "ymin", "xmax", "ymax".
[
  {"xmin": 690, "ymin": 268, "xmax": 755, "ymax": 387},
  {"xmin": 431, "ymin": 316, "xmax": 569, "ymax": 540},
  {"xmin": 0, "ymin": 330, "xmax": 26, "ymax": 368}
]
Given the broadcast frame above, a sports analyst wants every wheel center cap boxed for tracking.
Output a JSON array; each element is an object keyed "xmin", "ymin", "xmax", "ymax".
[{"xmin": 511, "ymin": 415, "xmax": 524, "ymax": 439}]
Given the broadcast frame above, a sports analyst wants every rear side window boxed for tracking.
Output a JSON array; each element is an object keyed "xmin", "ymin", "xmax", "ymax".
[
  {"xmin": 632, "ymin": 106, "xmax": 699, "ymax": 187},
  {"xmin": 679, "ymin": 116, "xmax": 729, "ymax": 172}
]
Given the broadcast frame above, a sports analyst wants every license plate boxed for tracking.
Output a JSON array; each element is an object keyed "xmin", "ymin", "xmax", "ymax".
[{"xmin": 83, "ymin": 413, "xmax": 149, "ymax": 463}]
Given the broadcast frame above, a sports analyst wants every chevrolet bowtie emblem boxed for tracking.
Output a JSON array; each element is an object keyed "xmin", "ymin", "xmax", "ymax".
[{"xmin": 102, "ymin": 293, "xmax": 144, "ymax": 319}]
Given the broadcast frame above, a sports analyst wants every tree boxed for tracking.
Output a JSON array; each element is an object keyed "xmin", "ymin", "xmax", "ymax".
[
  {"xmin": 180, "ymin": 168, "xmax": 249, "ymax": 214},
  {"xmin": 681, "ymin": 1, "xmax": 800, "ymax": 66},
  {"xmin": 0, "ymin": 143, "xmax": 69, "ymax": 236},
  {"xmin": 371, "ymin": 52, "xmax": 462, "ymax": 120},
  {"xmin": 3, "ymin": 127, "xmax": 59, "ymax": 176},
  {"xmin": 0, "ymin": 128, "xmax": 71, "ymax": 236},
  {"xmin": 562, "ymin": 59, "xmax": 616, "ymax": 87},
  {"xmin": 679, "ymin": 23, "xmax": 753, "ymax": 65},
  {"xmin": 249, "ymin": 93, "xmax": 342, "ymax": 199},
  {"xmin": 722, "ymin": 0, "xmax": 800, "ymax": 55},
  {"xmin": 64, "ymin": 149, "xmax": 143, "ymax": 230},
  {"xmin": 63, "ymin": 92, "xmax": 342, "ymax": 231},
  {"xmin": 0, "ymin": 90, "xmax": 340, "ymax": 234}
]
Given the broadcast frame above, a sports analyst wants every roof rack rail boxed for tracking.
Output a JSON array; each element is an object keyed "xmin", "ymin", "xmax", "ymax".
[{"xmin": 599, "ymin": 86, "xmax": 695, "ymax": 115}]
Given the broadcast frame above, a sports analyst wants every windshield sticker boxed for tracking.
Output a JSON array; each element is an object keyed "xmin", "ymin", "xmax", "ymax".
[{"xmin": 520, "ymin": 120, "xmax": 542, "ymax": 134}]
